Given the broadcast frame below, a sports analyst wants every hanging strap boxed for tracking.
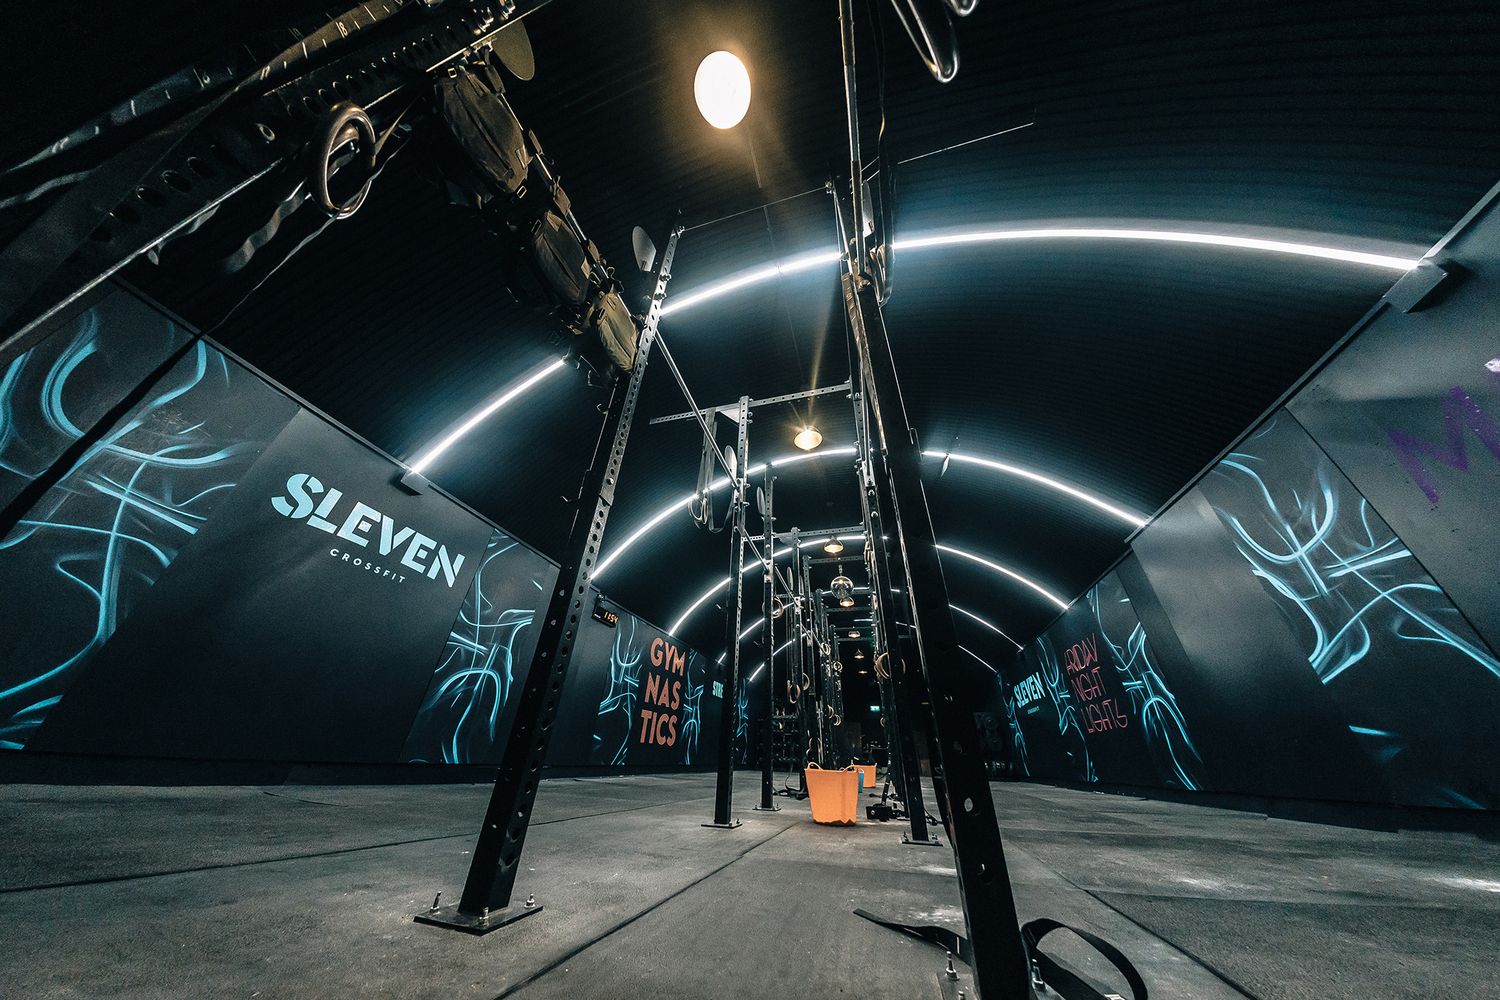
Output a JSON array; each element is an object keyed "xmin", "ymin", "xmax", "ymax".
[
  {"xmin": 690, "ymin": 430, "xmax": 714, "ymax": 528},
  {"xmin": 852, "ymin": 908, "xmax": 971, "ymax": 965},
  {"xmin": 852, "ymin": 911, "xmax": 1147, "ymax": 1000},
  {"xmin": 1023, "ymin": 918, "xmax": 1148, "ymax": 1000}
]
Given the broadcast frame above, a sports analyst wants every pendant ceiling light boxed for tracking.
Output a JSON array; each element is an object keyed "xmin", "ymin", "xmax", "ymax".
[
  {"xmin": 847, "ymin": 629, "xmax": 861, "ymax": 639},
  {"xmin": 823, "ymin": 538, "xmax": 844, "ymax": 554},
  {"xmin": 831, "ymin": 573, "xmax": 854, "ymax": 608},
  {"xmin": 694, "ymin": 51, "xmax": 751, "ymax": 129},
  {"xmin": 854, "ymin": 649, "xmax": 866, "ymax": 660},
  {"xmin": 793, "ymin": 426, "xmax": 823, "ymax": 451}
]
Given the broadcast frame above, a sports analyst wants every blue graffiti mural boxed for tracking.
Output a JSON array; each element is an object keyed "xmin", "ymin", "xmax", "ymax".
[
  {"xmin": 0, "ymin": 341, "xmax": 293, "ymax": 748},
  {"xmin": 1089, "ymin": 581, "xmax": 1203, "ymax": 790},
  {"xmin": 592, "ymin": 616, "xmax": 646, "ymax": 765},
  {"xmin": 0, "ymin": 293, "xmax": 186, "ymax": 509},
  {"xmin": 588, "ymin": 621, "xmax": 707, "ymax": 766},
  {"xmin": 403, "ymin": 532, "xmax": 546, "ymax": 764},
  {"xmin": 1009, "ymin": 570, "xmax": 1201, "ymax": 790},
  {"xmin": 1205, "ymin": 412, "xmax": 1500, "ymax": 807}
]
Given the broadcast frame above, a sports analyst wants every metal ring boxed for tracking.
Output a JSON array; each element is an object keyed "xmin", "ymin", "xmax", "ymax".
[{"xmin": 310, "ymin": 101, "xmax": 377, "ymax": 219}]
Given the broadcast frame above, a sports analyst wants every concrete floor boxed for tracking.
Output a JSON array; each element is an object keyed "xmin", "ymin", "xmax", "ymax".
[{"xmin": 0, "ymin": 772, "xmax": 1495, "ymax": 999}]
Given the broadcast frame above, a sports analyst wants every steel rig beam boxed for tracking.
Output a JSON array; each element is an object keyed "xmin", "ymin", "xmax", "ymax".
[
  {"xmin": 853, "ymin": 388, "xmax": 938, "ymax": 846},
  {"xmin": 754, "ymin": 472, "xmax": 780, "ymax": 811},
  {"xmin": 706, "ymin": 395, "xmax": 751, "ymax": 829},
  {"xmin": 415, "ymin": 226, "xmax": 680, "ymax": 934},
  {"xmin": 841, "ymin": 266, "xmax": 1033, "ymax": 997}
]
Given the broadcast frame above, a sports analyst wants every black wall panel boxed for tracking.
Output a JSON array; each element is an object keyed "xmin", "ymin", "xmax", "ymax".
[
  {"xmin": 1122, "ymin": 488, "xmax": 1384, "ymax": 802},
  {"xmin": 1197, "ymin": 412, "xmax": 1500, "ymax": 808},
  {"xmin": 0, "ymin": 288, "xmax": 188, "ymax": 511},
  {"xmin": 1289, "ymin": 198, "xmax": 1500, "ymax": 656},
  {"xmin": 998, "ymin": 191, "xmax": 1500, "ymax": 809},
  {"xmin": 1003, "ymin": 570, "xmax": 1204, "ymax": 790},
  {"xmin": 34, "ymin": 408, "xmax": 493, "ymax": 762},
  {"xmin": 0, "ymin": 339, "xmax": 297, "ymax": 749},
  {"xmin": 401, "ymin": 531, "xmax": 552, "ymax": 765},
  {"xmin": 557, "ymin": 607, "xmax": 721, "ymax": 768},
  {"xmin": 1, "ymin": 286, "xmax": 718, "ymax": 770}
]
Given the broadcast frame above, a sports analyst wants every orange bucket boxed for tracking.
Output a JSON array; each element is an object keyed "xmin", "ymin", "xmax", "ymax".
[
  {"xmin": 804, "ymin": 764, "xmax": 859, "ymax": 825},
  {"xmin": 852, "ymin": 763, "xmax": 876, "ymax": 794}
]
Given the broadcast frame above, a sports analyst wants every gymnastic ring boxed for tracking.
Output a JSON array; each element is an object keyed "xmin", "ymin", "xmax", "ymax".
[{"xmin": 310, "ymin": 102, "xmax": 376, "ymax": 219}]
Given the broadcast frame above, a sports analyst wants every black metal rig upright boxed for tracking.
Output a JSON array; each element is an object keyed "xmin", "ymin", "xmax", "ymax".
[
  {"xmin": 415, "ymin": 226, "xmax": 680, "ymax": 934},
  {"xmin": 706, "ymin": 395, "xmax": 751, "ymax": 829},
  {"xmin": 755, "ymin": 473, "xmax": 780, "ymax": 811},
  {"xmin": 841, "ymin": 264, "xmax": 1034, "ymax": 996},
  {"xmin": 853, "ymin": 390, "xmax": 938, "ymax": 846}
]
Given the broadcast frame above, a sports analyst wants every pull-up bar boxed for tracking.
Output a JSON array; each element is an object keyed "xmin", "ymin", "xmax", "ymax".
[
  {"xmin": 747, "ymin": 523, "xmax": 865, "ymax": 544},
  {"xmin": 648, "ymin": 381, "xmax": 853, "ymax": 426}
]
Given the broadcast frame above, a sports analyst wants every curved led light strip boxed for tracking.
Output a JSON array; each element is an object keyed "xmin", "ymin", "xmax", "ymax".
[
  {"xmin": 404, "ymin": 226, "xmax": 1417, "ymax": 493},
  {"xmin": 407, "ymin": 357, "xmax": 568, "ymax": 475},
  {"xmin": 746, "ymin": 637, "xmax": 796, "ymax": 684},
  {"xmin": 602, "ymin": 446, "xmax": 1144, "ymax": 581},
  {"xmin": 681, "ymin": 540, "xmax": 1063, "ymax": 640},
  {"xmin": 718, "ymin": 616, "xmax": 767, "ymax": 663},
  {"xmin": 661, "ymin": 226, "xmax": 1419, "ymax": 322},
  {"xmin": 935, "ymin": 543, "xmax": 1069, "ymax": 610},
  {"xmin": 959, "ymin": 644, "xmax": 1000, "ymax": 675},
  {"xmin": 925, "ymin": 451, "xmax": 1148, "ymax": 528},
  {"xmin": 672, "ymin": 534, "xmax": 862, "ymax": 637},
  {"xmin": 721, "ymin": 605, "xmax": 1017, "ymax": 667},
  {"xmin": 597, "ymin": 447, "xmax": 858, "ymax": 579},
  {"xmin": 670, "ymin": 577, "xmax": 731, "ymax": 636},
  {"xmin": 661, "ymin": 249, "xmax": 841, "ymax": 316},
  {"xmin": 950, "ymin": 603, "xmax": 1023, "ymax": 650},
  {"xmin": 893, "ymin": 228, "xmax": 1418, "ymax": 271}
]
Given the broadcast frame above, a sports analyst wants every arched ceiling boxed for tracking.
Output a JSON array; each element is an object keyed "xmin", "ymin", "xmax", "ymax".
[{"xmin": 11, "ymin": 0, "xmax": 1498, "ymax": 715}]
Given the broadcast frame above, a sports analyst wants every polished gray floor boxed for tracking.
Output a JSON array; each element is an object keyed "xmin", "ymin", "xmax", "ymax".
[{"xmin": 0, "ymin": 773, "xmax": 1494, "ymax": 998}]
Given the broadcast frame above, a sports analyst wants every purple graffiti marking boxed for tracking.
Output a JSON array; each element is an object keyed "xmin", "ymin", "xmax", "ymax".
[{"xmin": 1387, "ymin": 385, "xmax": 1500, "ymax": 505}]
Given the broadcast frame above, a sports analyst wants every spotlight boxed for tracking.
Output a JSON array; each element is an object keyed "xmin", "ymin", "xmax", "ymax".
[
  {"xmin": 694, "ymin": 51, "xmax": 751, "ymax": 129},
  {"xmin": 793, "ymin": 426, "xmax": 823, "ymax": 451},
  {"xmin": 823, "ymin": 538, "xmax": 844, "ymax": 554}
]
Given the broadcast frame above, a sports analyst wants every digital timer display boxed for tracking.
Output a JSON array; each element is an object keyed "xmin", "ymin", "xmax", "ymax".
[{"xmin": 592, "ymin": 606, "xmax": 620, "ymax": 628}]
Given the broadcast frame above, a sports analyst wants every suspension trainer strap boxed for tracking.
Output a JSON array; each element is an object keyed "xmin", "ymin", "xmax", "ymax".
[{"xmin": 1023, "ymin": 918, "xmax": 1148, "ymax": 1000}]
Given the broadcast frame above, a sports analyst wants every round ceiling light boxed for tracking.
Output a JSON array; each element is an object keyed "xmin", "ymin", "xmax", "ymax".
[
  {"xmin": 793, "ymin": 426, "xmax": 823, "ymax": 451},
  {"xmin": 823, "ymin": 539, "xmax": 844, "ymax": 554},
  {"xmin": 694, "ymin": 51, "xmax": 751, "ymax": 129}
]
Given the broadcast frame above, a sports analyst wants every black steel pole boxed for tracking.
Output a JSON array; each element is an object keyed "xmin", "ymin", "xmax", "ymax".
[
  {"xmin": 707, "ymin": 396, "xmax": 751, "ymax": 829},
  {"xmin": 416, "ymin": 227, "xmax": 680, "ymax": 934},
  {"xmin": 756, "ymin": 473, "xmax": 779, "ymax": 810},
  {"xmin": 829, "ymin": 636, "xmax": 842, "ymax": 767},
  {"xmin": 852, "ymin": 382, "xmax": 936, "ymax": 843},
  {"xmin": 790, "ymin": 529, "xmax": 812, "ymax": 795},
  {"xmin": 842, "ymin": 269, "xmax": 1033, "ymax": 998}
]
